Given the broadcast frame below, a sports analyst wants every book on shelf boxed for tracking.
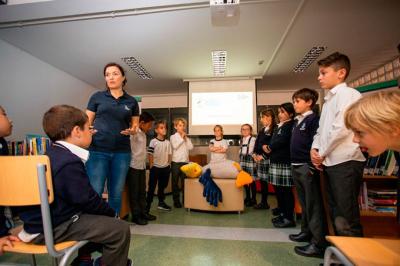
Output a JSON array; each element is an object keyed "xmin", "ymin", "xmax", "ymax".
[
  {"xmin": 363, "ymin": 150, "xmax": 399, "ymax": 177},
  {"xmin": 359, "ymin": 183, "xmax": 397, "ymax": 214},
  {"xmin": 7, "ymin": 134, "xmax": 51, "ymax": 156}
]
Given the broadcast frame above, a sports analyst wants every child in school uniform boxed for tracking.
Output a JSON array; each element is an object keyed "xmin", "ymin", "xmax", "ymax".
[
  {"xmin": 344, "ymin": 90, "xmax": 400, "ymax": 223},
  {"xmin": 266, "ymin": 103, "xmax": 296, "ymax": 228},
  {"xmin": 239, "ymin": 123, "xmax": 257, "ymax": 207},
  {"xmin": 253, "ymin": 109, "xmax": 276, "ymax": 210},
  {"xmin": 209, "ymin": 125, "xmax": 229, "ymax": 163},
  {"xmin": 170, "ymin": 118, "xmax": 193, "ymax": 208},
  {"xmin": 146, "ymin": 120, "xmax": 172, "ymax": 212},
  {"xmin": 18, "ymin": 105, "xmax": 131, "ymax": 266},
  {"xmin": 311, "ymin": 52, "xmax": 366, "ymax": 237},
  {"xmin": 0, "ymin": 106, "xmax": 13, "ymax": 238},
  {"xmin": 289, "ymin": 88, "xmax": 327, "ymax": 258},
  {"xmin": 127, "ymin": 112, "xmax": 156, "ymax": 226}
]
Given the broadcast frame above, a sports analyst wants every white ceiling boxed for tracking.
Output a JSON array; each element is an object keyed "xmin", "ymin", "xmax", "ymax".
[{"xmin": 0, "ymin": 0, "xmax": 399, "ymax": 95}]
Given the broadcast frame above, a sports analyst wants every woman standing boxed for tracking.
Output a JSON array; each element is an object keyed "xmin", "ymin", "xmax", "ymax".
[{"xmin": 86, "ymin": 62, "xmax": 140, "ymax": 214}]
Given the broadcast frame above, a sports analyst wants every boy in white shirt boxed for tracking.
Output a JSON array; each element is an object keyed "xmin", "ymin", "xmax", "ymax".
[
  {"xmin": 311, "ymin": 52, "xmax": 366, "ymax": 237},
  {"xmin": 127, "ymin": 112, "xmax": 155, "ymax": 225},
  {"xmin": 146, "ymin": 120, "xmax": 172, "ymax": 212},
  {"xmin": 170, "ymin": 118, "xmax": 193, "ymax": 208}
]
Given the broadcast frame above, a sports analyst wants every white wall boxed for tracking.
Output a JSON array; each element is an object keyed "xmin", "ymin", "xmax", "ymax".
[{"xmin": 0, "ymin": 39, "xmax": 97, "ymax": 140}]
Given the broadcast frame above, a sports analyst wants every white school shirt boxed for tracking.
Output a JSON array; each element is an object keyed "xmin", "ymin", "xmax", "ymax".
[
  {"xmin": 311, "ymin": 82, "xmax": 365, "ymax": 166},
  {"xmin": 239, "ymin": 135, "xmax": 256, "ymax": 156},
  {"xmin": 294, "ymin": 110, "xmax": 314, "ymax": 125},
  {"xmin": 209, "ymin": 138, "xmax": 229, "ymax": 162},
  {"xmin": 148, "ymin": 138, "xmax": 172, "ymax": 168},
  {"xmin": 130, "ymin": 129, "xmax": 147, "ymax": 170},
  {"xmin": 170, "ymin": 132, "xmax": 194, "ymax": 163}
]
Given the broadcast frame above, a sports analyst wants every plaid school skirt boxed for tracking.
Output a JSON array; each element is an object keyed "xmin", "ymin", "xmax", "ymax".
[
  {"xmin": 268, "ymin": 162, "xmax": 293, "ymax": 187},
  {"xmin": 257, "ymin": 157, "xmax": 270, "ymax": 181},
  {"xmin": 240, "ymin": 154, "xmax": 257, "ymax": 179}
]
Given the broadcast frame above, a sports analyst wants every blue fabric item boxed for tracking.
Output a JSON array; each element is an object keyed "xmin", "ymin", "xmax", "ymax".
[
  {"xmin": 87, "ymin": 89, "xmax": 139, "ymax": 152},
  {"xmin": 86, "ymin": 151, "xmax": 131, "ymax": 214},
  {"xmin": 18, "ymin": 144, "xmax": 116, "ymax": 234},
  {"xmin": 290, "ymin": 113, "xmax": 320, "ymax": 164},
  {"xmin": 198, "ymin": 169, "xmax": 223, "ymax": 207}
]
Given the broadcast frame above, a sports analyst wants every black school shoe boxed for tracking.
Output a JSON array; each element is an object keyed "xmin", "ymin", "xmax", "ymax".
[
  {"xmin": 273, "ymin": 218, "xmax": 296, "ymax": 228},
  {"xmin": 272, "ymin": 207, "xmax": 281, "ymax": 216},
  {"xmin": 271, "ymin": 214, "xmax": 284, "ymax": 224},
  {"xmin": 294, "ymin": 243, "xmax": 325, "ymax": 258},
  {"xmin": 142, "ymin": 213, "xmax": 157, "ymax": 221},
  {"xmin": 289, "ymin": 231, "xmax": 312, "ymax": 242},
  {"xmin": 131, "ymin": 216, "xmax": 148, "ymax": 225}
]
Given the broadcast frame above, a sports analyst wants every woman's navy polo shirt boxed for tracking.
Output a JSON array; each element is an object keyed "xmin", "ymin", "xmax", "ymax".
[{"xmin": 87, "ymin": 89, "xmax": 139, "ymax": 152}]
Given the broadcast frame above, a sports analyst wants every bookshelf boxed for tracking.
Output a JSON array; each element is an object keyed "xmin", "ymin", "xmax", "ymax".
[{"xmin": 360, "ymin": 162, "xmax": 399, "ymax": 238}]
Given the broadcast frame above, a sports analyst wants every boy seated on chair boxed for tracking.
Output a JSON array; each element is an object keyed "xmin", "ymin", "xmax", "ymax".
[{"xmin": 17, "ymin": 105, "xmax": 131, "ymax": 266}]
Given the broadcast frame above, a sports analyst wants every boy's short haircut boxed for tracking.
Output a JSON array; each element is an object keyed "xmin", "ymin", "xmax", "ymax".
[
  {"xmin": 317, "ymin": 52, "xmax": 351, "ymax": 80},
  {"xmin": 345, "ymin": 90, "xmax": 400, "ymax": 135},
  {"xmin": 43, "ymin": 105, "xmax": 87, "ymax": 142},
  {"xmin": 154, "ymin": 120, "xmax": 167, "ymax": 129},
  {"xmin": 292, "ymin": 88, "xmax": 319, "ymax": 108},
  {"xmin": 139, "ymin": 111, "xmax": 155, "ymax": 123},
  {"xmin": 173, "ymin": 117, "xmax": 187, "ymax": 127}
]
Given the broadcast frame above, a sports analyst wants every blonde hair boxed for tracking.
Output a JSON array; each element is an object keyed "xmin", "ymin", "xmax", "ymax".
[
  {"xmin": 344, "ymin": 90, "xmax": 400, "ymax": 134},
  {"xmin": 173, "ymin": 117, "xmax": 187, "ymax": 127}
]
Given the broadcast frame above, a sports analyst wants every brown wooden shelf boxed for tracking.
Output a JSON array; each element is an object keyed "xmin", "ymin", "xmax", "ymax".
[
  {"xmin": 363, "ymin": 174, "xmax": 398, "ymax": 180},
  {"xmin": 360, "ymin": 209, "xmax": 396, "ymax": 217}
]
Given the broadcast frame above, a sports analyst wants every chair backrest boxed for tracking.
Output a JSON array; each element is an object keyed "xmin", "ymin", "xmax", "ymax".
[{"xmin": 0, "ymin": 155, "xmax": 54, "ymax": 206}]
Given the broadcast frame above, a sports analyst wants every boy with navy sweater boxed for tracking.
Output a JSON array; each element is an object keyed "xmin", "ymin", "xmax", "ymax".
[
  {"xmin": 289, "ymin": 88, "xmax": 327, "ymax": 258},
  {"xmin": 17, "ymin": 105, "xmax": 131, "ymax": 266}
]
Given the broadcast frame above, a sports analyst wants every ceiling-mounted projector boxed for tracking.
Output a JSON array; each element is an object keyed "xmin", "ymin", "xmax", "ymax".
[{"xmin": 210, "ymin": 0, "xmax": 240, "ymax": 26}]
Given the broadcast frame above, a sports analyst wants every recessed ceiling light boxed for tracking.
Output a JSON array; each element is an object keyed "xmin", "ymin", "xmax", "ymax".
[
  {"xmin": 121, "ymin": 57, "xmax": 152, "ymax": 80},
  {"xmin": 293, "ymin": 46, "xmax": 326, "ymax": 73},
  {"xmin": 212, "ymin": 50, "xmax": 227, "ymax": 77}
]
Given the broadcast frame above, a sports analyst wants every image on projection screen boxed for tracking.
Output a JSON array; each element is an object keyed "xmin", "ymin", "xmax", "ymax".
[{"xmin": 192, "ymin": 92, "xmax": 253, "ymax": 125}]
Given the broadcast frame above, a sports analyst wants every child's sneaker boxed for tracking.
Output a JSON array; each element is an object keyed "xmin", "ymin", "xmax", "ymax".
[{"xmin": 157, "ymin": 202, "xmax": 172, "ymax": 211}]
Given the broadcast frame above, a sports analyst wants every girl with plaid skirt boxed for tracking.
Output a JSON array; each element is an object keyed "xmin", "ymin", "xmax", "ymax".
[
  {"xmin": 264, "ymin": 103, "xmax": 296, "ymax": 228},
  {"xmin": 253, "ymin": 109, "xmax": 276, "ymax": 210},
  {"xmin": 239, "ymin": 124, "xmax": 257, "ymax": 207}
]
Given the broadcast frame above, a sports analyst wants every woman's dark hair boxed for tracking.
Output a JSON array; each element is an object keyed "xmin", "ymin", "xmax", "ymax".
[
  {"xmin": 260, "ymin": 108, "xmax": 276, "ymax": 135},
  {"xmin": 279, "ymin": 102, "xmax": 295, "ymax": 119},
  {"xmin": 103, "ymin": 62, "xmax": 127, "ymax": 87}
]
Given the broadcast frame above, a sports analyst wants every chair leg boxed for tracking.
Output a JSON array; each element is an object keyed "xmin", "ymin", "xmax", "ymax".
[
  {"xmin": 30, "ymin": 254, "xmax": 37, "ymax": 266},
  {"xmin": 52, "ymin": 257, "xmax": 59, "ymax": 266}
]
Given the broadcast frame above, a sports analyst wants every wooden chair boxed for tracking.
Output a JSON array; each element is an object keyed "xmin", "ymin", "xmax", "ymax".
[{"xmin": 0, "ymin": 155, "xmax": 88, "ymax": 266}]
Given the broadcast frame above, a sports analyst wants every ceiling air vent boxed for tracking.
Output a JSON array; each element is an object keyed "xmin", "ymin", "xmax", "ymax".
[
  {"xmin": 212, "ymin": 50, "xmax": 227, "ymax": 77},
  {"xmin": 293, "ymin": 46, "xmax": 326, "ymax": 73},
  {"xmin": 121, "ymin": 57, "xmax": 152, "ymax": 80}
]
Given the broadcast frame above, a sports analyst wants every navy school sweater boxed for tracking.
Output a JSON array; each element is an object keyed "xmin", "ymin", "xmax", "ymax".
[
  {"xmin": 19, "ymin": 144, "xmax": 116, "ymax": 234},
  {"xmin": 290, "ymin": 113, "xmax": 320, "ymax": 164},
  {"xmin": 269, "ymin": 120, "xmax": 295, "ymax": 164},
  {"xmin": 254, "ymin": 126, "xmax": 274, "ymax": 158}
]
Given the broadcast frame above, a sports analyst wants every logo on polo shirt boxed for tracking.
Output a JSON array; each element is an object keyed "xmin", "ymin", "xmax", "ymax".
[{"xmin": 124, "ymin": 105, "xmax": 131, "ymax": 111}]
